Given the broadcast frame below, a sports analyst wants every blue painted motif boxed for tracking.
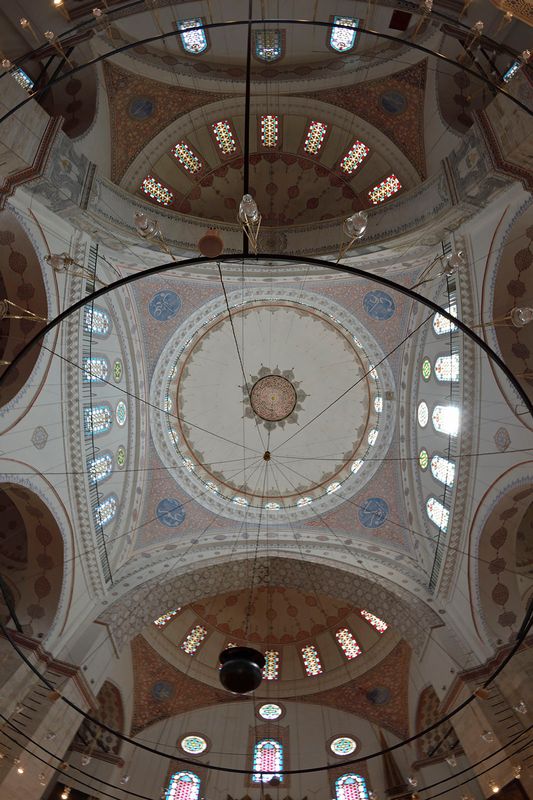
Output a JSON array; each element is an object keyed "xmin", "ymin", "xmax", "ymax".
[
  {"xmin": 156, "ymin": 498, "xmax": 186, "ymax": 527},
  {"xmin": 129, "ymin": 97, "xmax": 154, "ymax": 119},
  {"xmin": 358, "ymin": 497, "xmax": 389, "ymax": 528},
  {"xmin": 149, "ymin": 291, "xmax": 182, "ymax": 321},
  {"xmin": 363, "ymin": 291, "xmax": 395, "ymax": 320},
  {"xmin": 379, "ymin": 90, "xmax": 407, "ymax": 115},
  {"xmin": 152, "ymin": 681, "xmax": 175, "ymax": 700}
]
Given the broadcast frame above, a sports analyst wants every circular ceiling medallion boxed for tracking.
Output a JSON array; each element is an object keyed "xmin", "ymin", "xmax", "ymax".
[
  {"xmin": 180, "ymin": 735, "xmax": 207, "ymax": 754},
  {"xmin": 330, "ymin": 736, "xmax": 357, "ymax": 756},
  {"xmin": 250, "ymin": 375, "xmax": 297, "ymax": 421},
  {"xmin": 258, "ymin": 703, "xmax": 283, "ymax": 720}
]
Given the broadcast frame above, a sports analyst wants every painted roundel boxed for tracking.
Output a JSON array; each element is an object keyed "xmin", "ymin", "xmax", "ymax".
[
  {"xmin": 330, "ymin": 736, "xmax": 357, "ymax": 756},
  {"xmin": 379, "ymin": 90, "xmax": 407, "ymax": 115},
  {"xmin": 358, "ymin": 497, "xmax": 389, "ymax": 528},
  {"xmin": 181, "ymin": 735, "xmax": 208, "ymax": 754},
  {"xmin": 156, "ymin": 498, "xmax": 186, "ymax": 527},
  {"xmin": 151, "ymin": 681, "xmax": 175, "ymax": 700},
  {"xmin": 363, "ymin": 291, "xmax": 396, "ymax": 321},
  {"xmin": 128, "ymin": 97, "xmax": 155, "ymax": 119},
  {"xmin": 149, "ymin": 291, "xmax": 182, "ymax": 321}
]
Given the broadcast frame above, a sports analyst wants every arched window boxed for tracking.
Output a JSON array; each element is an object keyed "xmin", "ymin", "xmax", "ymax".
[
  {"xmin": 336, "ymin": 627, "xmax": 362, "ymax": 659},
  {"xmin": 430, "ymin": 455, "xmax": 455, "ymax": 487},
  {"xmin": 84, "ymin": 306, "xmax": 111, "ymax": 337},
  {"xmin": 84, "ymin": 404, "xmax": 112, "ymax": 435},
  {"xmin": 165, "ymin": 771, "xmax": 201, "ymax": 800},
  {"xmin": 426, "ymin": 497, "xmax": 449, "ymax": 532},
  {"xmin": 360, "ymin": 609, "xmax": 388, "ymax": 633},
  {"xmin": 176, "ymin": 18, "xmax": 208, "ymax": 54},
  {"xmin": 141, "ymin": 176, "xmax": 174, "ymax": 206},
  {"xmin": 303, "ymin": 121, "xmax": 328, "ymax": 155},
  {"xmin": 252, "ymin": 739, "xmax": 283, "ymax": 783},
  {"xmin": 153, "ymin": 608, "xmax": 181, "ymax": 628},
  {"xmin": 260, "ymin": 114, "xmax": 280, "ymax": 148},
  {"xmin": 432, "ymin": 303, "xmax": 458, "ymax": 335},
  {"xmin": 263, "ymin": 649, "xmax": 280, "ymax": 680},
  {"xmin": 94, "ymin": 495, "xmax": 117, "ymax": 528},
  {"xmin": 82, "ymin": 356, "xmax": 109, "ymax": 383},
  {"xmin": 432, "ymin": 405, "xmax": 459, "ymax": 436},
  {"xmin": 255, "ymin": 30, "xmax": 283, "ymax": 62},
  {"xmin": 301, "ymin": 644, "xmax": 323, "ymax": 676},
  {"xmin": 368, "ymin": 175, "xmax": 401, "ymax": 204},
  {"xmin": 87, "ymin": 453, "xmax": 113, "ymax": 484},
  {"xmin": 335, "ymin": 773, "xmax": 369, "ymax": 800},
  {"xmin": 211, "ymin": 120, "xmax": 238, "ymax": 155},
  {"xmin": 339, "ymin": 140, "xmax": 369, "ymax": 174},
  {"xmin": 181, "ymin": 625, "xmax": 207, "ymax": 655},
  {"xmin": 329, "ymin": 16, "xmax": 359, "ymax": 52},
  {"xmin": 172, "ymin": 141, "xmax": 203, "ymax": 174},
  {"xmin": 434, "ymin": 353, "xmax": 460, "ymax": 382}
]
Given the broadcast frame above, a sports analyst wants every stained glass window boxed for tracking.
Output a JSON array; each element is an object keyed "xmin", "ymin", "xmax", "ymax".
[
  {"xmin": 84, "ymin": 306, "xmax": 111, "ymax": 336},
  {"xmin": 11, "ymin": 67, "xmax": 34, "ymax": 91},
  {"xmin": 263, "ymin": 649, "xmax": 280, "ymax": 680},
  {"xmin": 83, "ymin": 356, "xmax": 109, "ymax": 383},
  {"xmin": 430, "ymin": 455, "xmax": 455, "ymax": 487},
  {"xmin": 374, "ymin": 396, "xmax": 383, "ymax": 413},
  {"xmin": 301, "ymin": 644, "xmax": 323, "ymax": 676},
  {"xmin": 432, "ymin": 405, "xmax": 459, "ymax": 436},
  {"xmin": 212, "ymin": 120, "xmax": 237, "ymax": 155},
  {"xmin": 141, "ymin": 176, "xmax": 174, "ymax": 206},
  {"xmin": 259, "ymin": 703, "xmax": 282, "ymax": 720},
  {"xmin": 351, "ymin": 459, "xmax": 363, "ymax": 474},
  {"xmin": 360, "ymin": 609, "xmax": 388, "ymax": 633},
  {"xmin": 330, "ymin": 16, "xmax": 359, "ymax": 52},
  {"xmin": 303, "ymin": 121, "xmax": 328, "ymax": 155},
  {"xmin": 331, "ymin": 737, "xmax": 357, "ymax": 756},
  {"xmin": 339, "ymin": 140, "xmax": 369, "ymax": 174},
  {"xmin": 336, "ymin": 627, "xmax": 362, "ymax": 660},
  {"xmin": 176, "ymin": 18, "xmax": 208, "ymax": 54},
  {"xmin": 368, "ymin": 428, "xmax": 378, "ymax": 446},
  {"xmin": 503, "ymin": 59, "xmax": 521, "ymax": 83},
  {"xmin": 260, "ymin": 114, "xmax": 279, "ymax": 147},
  {"xmin": 435, "ymin": 353, "xmax": 460, "ymax": 382},
  {"xmin": 255, "ymin": 30, "xmax": 283, "ymax": 62},
  {"xmin": 172, "ymin": 141, "xmax": 203, "ymax": 174},
  {"xmin": 422, "ymin": 357, "xmax": 431, "ymax": 381},
  {"xmin": 181, "ymin": 625, "xmax": 207, "ymax": 655},
  {"xmin": 87, "ymin": 453, "xmax": 113, "ymax": 484},
  {"xmin": 153, "ymin": 609, "xmax": 181, "ymax": 628},
  {"xmin": 94, "ymin": 495, "xmax": 117, "ymax": 528},
  {"xmin": 419, "ymin": 449, "xmax": 429, "ymax": 470},
  {"xmin": 368, "ymin": 175, "xmax": 401, "ymax": 205},
  {"xmin": 181, "ymin": 736, "xmax": 207, "ymax": 754},
  {"xmin": 84, "ymin": 404, "xmax": 112, "ymax": 435},
  {"xmin": 432, "ymin": 303, "xmax": 458, "ymax": 335},
  {"xmin": 252, "ymin": 739, "xmax": 283, "ymax": 783},
  {"xmin": 116, "ymin": 400, "xmax": 127, "ymax": 426},
  {"xmin": 327, "ymin": 481, "xmax": 341, "ymax": 494},
  {"xmin": 165, "ymin": 771, "xmax": 200, "ymax": 800},
  {"xmin": 335, "ymin": 774, "xmax": 369, "ymax": 800},
  {"xmin": 426, "ymin": 497, "xmax": 449, "ymax": 532},
  {"xmin": 418, "ymin": 401, "xmax": 429, "ymax": 427}
]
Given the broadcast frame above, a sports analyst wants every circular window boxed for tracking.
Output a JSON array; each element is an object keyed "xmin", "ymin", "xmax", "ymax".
[
  {"xmin": 116, "ymin": 400, "xmax": 127, "ymax": 426},
  {"xmin": 180, "ymin": 735, "xmax": 207, "ymax": 754},
  {"xmin": 330, "ymin": 736, "xmax": 357, "ymax": 756},
  {"xmin": 419, "ymin": 449, "xmax": 429, "ymax": 470},
  {"xmin": 258, "ymin": 703, "xmax": 283, "ymax": 720},
  {"xmin": 421, "ymin": 358, "xmax": 431, "ymax": 381},
  {"xmin": 418, "ymin": 401, "xmax": 429, "ymax": 428}
]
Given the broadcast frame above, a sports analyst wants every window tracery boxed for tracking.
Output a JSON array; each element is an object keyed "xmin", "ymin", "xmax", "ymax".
[
  {"xmin": 360, "ymin": 609, "xmax": 388, "ymax": 632},
  {"xmin": 165, "ymin": 771, "xmax": 201, "ymax": 800},
  {"xmin": 181, "ymin": 625, "xmax": 207, "ymax": 655},
  {"xmin": 434, "ymin": 353, "xmax": 460, "ymax": 382},
  {"xmin": 252, "ymin": 739, "xmax": 283, "ymax": 782},
  {"xmin": 432, "ymin": 405, "xmax": 459, "ymax": 436},
  {"xmin": 141, "ymin": 176, "xmax": 174, "ymax": 206},
  {"xmin": 329, "ymin": 16, "xmax": 359, "ymax": 52},
  {"xmin": 430, "ymin": 455, "xmax": 455, "ymax": 486},
  {"xmin": 172, "ymin": 141, "xmax": 203, "ymax": 174},
  {"xmin": 83, "ymin": 356, "xmax": 109, "ymax": 383},
  {"xmin": 88, "ymin": 453, "xmax": 113, "ymax": 484},
  {"xmin": 339, "ymin": 140, "xmax": 369, "ymax": 174},
  {"xmin": 336, "ymin": 627, "xmax": 362, "ymax": 659},
  {"xmin": 426, "ymin": 497, "xmax": 449, "ymax": 532},
  {"xmin": 303, "ymin": 121, "xmax": 328, "ymax": 155},
  {"xmin": 176, "ymin": 18, "xmax": 208, "ymax": 54},
  {"xmin": 94, "ymin": 495, "xmax": 117, "ymax": 527},
  {"xmin": 153, "ymin": 609, "xmax": 181, "ymax": 628},
  {"xmin": 255, "ymin": 30, "xmax": 283, "ymax": 62},
  {"xmin": 301, "ymin": 644, "xmax": 323, "ymax": 675},
  {"xmin": 432, "ymin": 303, "xmax": 458, "ymax": 335},
  {"xmin": 212, "ymin": 120, "xmax": 238, "ymax": 155},
  {"xmin": 335, "ymin": 774, "xmax": 369, "ymax": 800},
  {"xmin": 263, "ymin": 649, "xmax": 280, "ymax": 680},
  {"xmin": 84, "ymin": 306, "xmax": 111, "ymax": 336},
  {"xmin": 84, "ymin": 405, "xmax": 112, "ymax": 435},
  {"xmin": 368, "ymin": 175, "xmax": 401, "ymax": 204},
  {"xmin": 260, "ymin": 114, "xmax": 279, "ymax": 147}
]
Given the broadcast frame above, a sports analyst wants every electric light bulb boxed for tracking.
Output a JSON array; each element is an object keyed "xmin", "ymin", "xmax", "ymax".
[
  {"xmin": 492, "ymin": 785, "xmax": 500, "ymax": 794},
  {"xmin": 20, "ymin": 18, "xmax": 30, "ymax": 28},
  {"xmin": 472, "ymin": 20, "xmax": 484, "ymax": 33},
  {"xmin": 408, "ymin": 776, "xmax": 418, "ymax": 787},
  {"xmin": 2, "ymin": 58, "xmax": 12, "ymax": 69},
  {"xmin": 446, "ymin": 754, "xmax": 457, "ymax": 767},
  {"xmin": 44, "ymin": 31, "xmax": 55, "ymax": 40},
  {"xmin": 17, "ymin": 765, "xmax": 24, "ymax": 774},
  {"xmin": 510, "ymin": 308, "xmax": 533, "ymax": 328},
  {"xmin": 53, "ymin": 0, "xmax": 64, "ymax": 6},
  {"xmin": 238, "ymin": 194, "xmax": 260, "ymax": 224},
  {"xmin": 482, "ymin": 730, "xmax": 495, "ymax": 743},
  {"xmin": 93, "ymin": 8, "xmax": 104, "ymax": 17}
]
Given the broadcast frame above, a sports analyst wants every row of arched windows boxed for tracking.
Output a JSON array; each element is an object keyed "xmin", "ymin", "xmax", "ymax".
[
  {"xmin": 175, "ymin": 17, "xmax": 359, "ymax": 58},
  {"xmin": 164, "ymin": 767, "xmax": 369, "ymax": 799}
]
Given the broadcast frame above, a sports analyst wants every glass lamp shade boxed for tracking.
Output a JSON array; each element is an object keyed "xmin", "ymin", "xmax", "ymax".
[
  {"xmin": 510, "ymin": 306, "xmax": 533, "ymax": 328},
  {"xmin": 219, "ymin": 646, "xmax": 265, "ymax": 694},
  {"xmin": 344, "ymin": 211, "xmax": 368, "ymax": 239},
  {"xmin": 134, "ymin": 212, "xmax": 158, "ymax": 239},
  {"xmin": 238, "ymin": 194, "xmax": 260, "ymax": 224}
]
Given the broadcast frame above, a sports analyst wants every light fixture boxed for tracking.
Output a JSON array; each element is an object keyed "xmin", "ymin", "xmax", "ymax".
[
  {"xmin": 338, "ymin": 211, "xmax": 368, "ymax": 260},
  {"xmin": 446, "ymin": 753, "xmax": 457, "ymax": 767},
  {"xmin": 482, "ymin": 730, "xmax": 495, "ymax": 743},
  {"xmin": 513, "ymin": 764, "xmax": 522, "ymax": 779},
  {"xmin": 443, "ymin": 249, "xmax": 466, "ymax": 275},
  {"xmin": 198, "ymin": 229, "xmax": 224, "ymax": 258},
  {"xmin": 514, "ymin": 700, "xmax": 528, "ymax": 714},
  {"xmin": 219, "ymin": 646, "xmax": 265, "ymax": 694},
  {"xmin": 44, "ymin": 730, "xmax": 57, "ymax": 741},
  {"xmin": 60, "ymin": 789, "xmax": 71, "ymax": 800},
  {"xmin": 2, "ymin": 58, "xmax": 12, "ymax": 69},
  {"xmin": 408, "ymin": 776, "xmax": 418, "ymax": 787},
  {"xmin": 81, "ymin": 754, "xmax": 92, "ymax": 766},
  {"xmin": 238, "ymin": 194, "xmax": 261, "ymax": 254},
  {"xmin": 511, "ymin": 307, "xmax": 533, "ymax": 328},
  {"xmin": 133, "ymin": 212, "xmax": 174, "ymax": 257},
  {"xmin": 489, "ymin": 779, "xmax": 500, "ymax": 794},
  {"xmin": 38, "ymin": 772, "xmax": 46, "ymax": 786},
  {"xmin": 412, "ymin": 249, "xmax": 465, "ymax": 289},
  {"xmin": 120, "ymin": 775, "xmax": 131, "ymax": 785}
]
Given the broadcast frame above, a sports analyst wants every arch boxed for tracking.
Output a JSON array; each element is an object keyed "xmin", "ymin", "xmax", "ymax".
[
  {"xmin": 0, "ymin": 483, "xmax": 63, "ymax": 639},
  {"xmin": 335, "ymin": 773, "xmax": 369, "ymax": 800},
  {"xmin": 252, "ymin": 739, "xmax": 283, "ymax": 782},
  {"xmin": 165, "ymin": 771, "xmax": 200, "ymax": 800},
  {"xmin": 0, "ymin": 208, "xmax": 48, "ymax": 407},
  {"xmin": 415, "ymin": 686, "xmax": 458, "ymax": 761},
  {"xmin": 73, "ymin": 680, "xmax": 124, "ymax": 758},
  {"xmin": 98, "ymin": 556, "xmax": 442, "ymax": 654}
]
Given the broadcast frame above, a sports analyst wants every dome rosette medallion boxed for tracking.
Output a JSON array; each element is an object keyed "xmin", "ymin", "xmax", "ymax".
[{"xmin": 150, "ymin": 287, "xmax": 396, "ymax": 523}]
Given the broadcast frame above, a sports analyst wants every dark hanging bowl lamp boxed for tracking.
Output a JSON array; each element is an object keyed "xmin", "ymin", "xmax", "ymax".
[{"xmin": 219, "ymin": 646, "xmax": 265, "ymax": 694}]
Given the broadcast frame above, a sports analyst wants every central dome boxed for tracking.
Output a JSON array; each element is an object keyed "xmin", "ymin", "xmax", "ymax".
[{"xmin": 151, "ymin": 284, "xmax": 397, "ymax": 522}]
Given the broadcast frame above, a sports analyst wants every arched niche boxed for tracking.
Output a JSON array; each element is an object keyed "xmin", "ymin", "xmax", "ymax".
[
  {"xmin": 0, "ymin": 483, "xmax": 63, "ymax": 640},
  {"xmin": 0, "ymin": 208, "xmax": 48, "ymax": 407},
  {"xmin": 415, "ymin": 685, "xmax": 459, "ymax": 763},
  {"xmin": 72, "ymin": 680, "xmax": 124, "ymax": 761},
  {"xmin": 469, "ymin": 464, "xmax": 533, "ymax": 646}
]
